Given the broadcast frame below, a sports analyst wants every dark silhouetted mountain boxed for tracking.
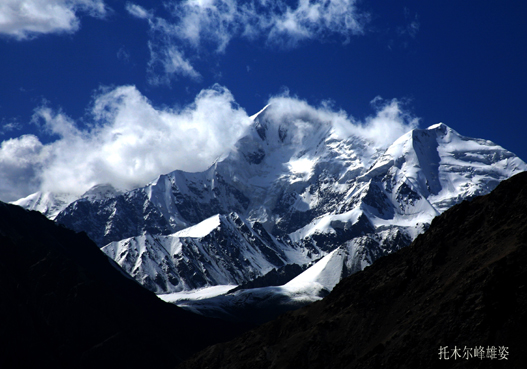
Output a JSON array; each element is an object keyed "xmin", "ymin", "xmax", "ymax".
[
  {"xmin": 178, "ymin": 171, "xmax": 527, "ymax": 369},
  {"xmin": 0, "ymin": 202, "xmax": 251, "ymax": 368}
]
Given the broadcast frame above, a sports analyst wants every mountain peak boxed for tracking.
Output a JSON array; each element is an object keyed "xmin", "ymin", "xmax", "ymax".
[
  {"xmin": 249, "ymin": 104, "xmax": 270, "ymax": 121},
  {"xmin": 80, "ymin": 183, "xmax": 123, "ymax": 202},
  {"xmin": 426, "ymin": 122, "xmax": 449, "ymax": 132},
  {"xmin": 11, "ymin": 191, "xmax": 77, "ymax": 220}
]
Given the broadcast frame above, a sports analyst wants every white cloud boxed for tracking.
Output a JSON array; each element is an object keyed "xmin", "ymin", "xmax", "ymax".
[
  {"xmin": 0, "ymin": 135, "xmax": 50, "ymax": 201},
  {"xmin": 0, "ymin": 84, "xmax": 251, "ymax": 201},
  {"xmin": 164, "ymin": 0, "xmax": 367, "ymax": 48},
  {"xmin": 0, "ymin": 0, "xmax": 107, "ymax": 40},
  {"xmin": 264, "ymin": 93, "xmax": 419, "ymax": 149},
  {"xmin": 0, "ymin": 86, "xmax": 418, "ymax": 202},
  {"xmin": 355, "ymin": 96, "xmax": 420, "ymax": 148},
  {"xmin": 266, "ymin": 0, "xmax": 367, "ymax": 47},
  {"xmin": 127, "ymin": 0, "xmax": 368, "ymax": 83},
  {"xmin": 169, "ymin": 0, "xmax": 241, "ymax": 52}
]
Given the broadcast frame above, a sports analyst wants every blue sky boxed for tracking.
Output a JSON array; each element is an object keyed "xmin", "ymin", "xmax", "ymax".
[{"xmin": 0, "ymin": 0, "xmax": 526, "ymax": 202}]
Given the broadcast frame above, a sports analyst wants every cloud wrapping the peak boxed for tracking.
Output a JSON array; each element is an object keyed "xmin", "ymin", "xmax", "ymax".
[
  {"xmin": 128, "ymin": 0, "xmax": 368, "ymax": 83},
  {"xmin": 0, "ymin": 86, "xmax": 419, "ymax": 202},
  {"xmin": 264, "ymin": 94, "xmax": 419, "ymax": 149},
  {"xmin": 356, "ymin": 96, "xmax": 420, "ymax": 148},
  {"xmin": 0, "ymin": 0, "xmax": 107, "ymax": 40}
]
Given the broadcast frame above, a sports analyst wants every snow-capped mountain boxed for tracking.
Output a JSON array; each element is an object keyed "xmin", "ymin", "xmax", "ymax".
[
  {"xmin": 102, "ymin": 212, "xmax": 316, "ymax": 294},
  {"xmin": 286, "ymin": 121, "xmax": 526, "ymax": 283},
  {"xmin": 12, "ymin": 191, "xmax": 77, "ymax": 220},
  {"xmin": 54, "ymin": 105, "xmax": 379, "ymax": 247},
  {"xmin": 11, "ymin": 183, "xmax": 122, "ymax": 220},
  {"xmin": 16, "ymin": 105, "xmax": 527, "ymax": 306}
]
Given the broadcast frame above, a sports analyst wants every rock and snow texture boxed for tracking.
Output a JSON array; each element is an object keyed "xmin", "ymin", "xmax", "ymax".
[
  {"xmin": 102, "ymin": 213, "xmax": 315, "ymax": 294},
  {"xmin": 12, "ymin": 191, "xmax": 78, "ymax": 220},
  {"xmin": 16, "ymin": 106, "xmax": 527, "ymax": 301},
  {"xmin": 11, "ymin": 183, "xmax": 122, "ymax": 220}
]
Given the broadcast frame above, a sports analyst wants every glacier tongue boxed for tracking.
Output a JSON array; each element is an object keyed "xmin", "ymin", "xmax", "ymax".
[{"xmin": 14, "ymin": 105, "xmax": 527, "ymax": 318}]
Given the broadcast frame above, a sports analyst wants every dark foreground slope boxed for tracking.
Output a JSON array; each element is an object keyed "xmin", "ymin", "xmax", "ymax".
[
  {"xmin": 179, "ymin": 172, "xmax": 527, "ymax": 369},
  {"xmin": 0, "ymin": 202, "xmax": 250, "ymax": 368}
]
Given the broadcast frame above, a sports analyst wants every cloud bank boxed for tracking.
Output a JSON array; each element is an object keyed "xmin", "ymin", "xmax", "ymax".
[
  {"xmin": 31, "ymin": 84, "xmax": 251, "ymax": 198},
  {"xmin": 0, "ymin": 85, "xmax": 419, "ymax": 202},
  {"xmin": 127, "ymin": 0, "xmax": 369, "ymax": 83},
  {"xmin": 0, "ymin": 0, "xmax": 107, "ymax": 40}
]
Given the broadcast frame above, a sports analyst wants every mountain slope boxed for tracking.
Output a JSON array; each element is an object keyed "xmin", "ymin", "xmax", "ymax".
[
  {"xmin": 102, "ymin": 212, "xmax": 316, "ymax": 293},
  {"xmin": 178, "ymin": 171, "xmax": 527, "ymax": 369},
  {"xmin": 0, "ymin": 202, "xmax": 250, "ymax": 368}
]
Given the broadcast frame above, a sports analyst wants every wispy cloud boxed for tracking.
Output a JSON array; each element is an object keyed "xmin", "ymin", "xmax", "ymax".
[
  {"xmin": 147, "ymin": 44, "xmax": 202, "ymax": 84},
  {"xmin": 127, "ymin": 0, "xmax": 369, "ymax": 83},
  {"xmin": 124, "ymin": 2, "xmax": 151, "ymax": 20},
  {"xmin": 0, "ymin": 119, "xmax": 22, "ymax": 136},
  {"xmin": 399, "ymin": 8, "xmax": 420, "ymax": 39},
  {"xmin": 117, "ymin": 46, "xmax": 131, "ymax": 63},
  {"xmin": 0, "ymin": 0, "xmax": 107, "ymax": 40}
]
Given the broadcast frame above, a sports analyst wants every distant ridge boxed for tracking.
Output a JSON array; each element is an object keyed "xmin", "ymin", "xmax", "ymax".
[{"xmin": 178, "ymin": 171, "xmax": 527, "ymax": 369}]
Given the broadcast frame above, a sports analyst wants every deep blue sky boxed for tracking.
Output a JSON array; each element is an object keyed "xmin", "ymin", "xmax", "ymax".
[{"xmin": 0, "ymin": 0, "xmax": 526, "ymax": 201}]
